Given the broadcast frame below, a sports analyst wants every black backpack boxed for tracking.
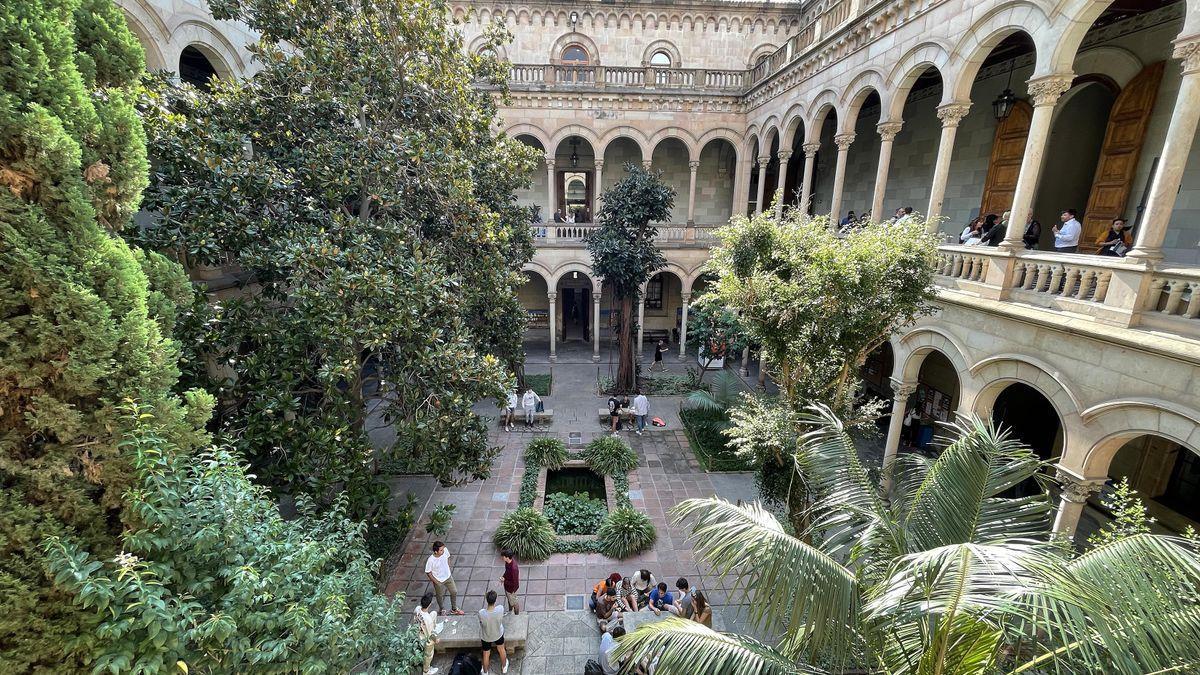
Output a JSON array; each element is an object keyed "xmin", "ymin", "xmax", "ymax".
[
  {"xmin": 584, "ymin": 659, "xmax": 605, "ymax": 675},
  {"xmin": 450, "ymin": 652, "xmax": 481, "ymax": 675},
  {"xmin": 607, "ymin": 397, "xmax": 618, "ymax": 413}
]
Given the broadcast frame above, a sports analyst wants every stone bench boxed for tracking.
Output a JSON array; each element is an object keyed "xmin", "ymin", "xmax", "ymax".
[
  {"xmin": 620, "ymin": 607, "xmax": 723, "ymax": 633},
  {"xmin": 432, "ymin": 612, "xmax": 528, "ymax": 653},
  {"xmin": 498, "ymin": 409, "xmax": 553, "ymax": 426}
]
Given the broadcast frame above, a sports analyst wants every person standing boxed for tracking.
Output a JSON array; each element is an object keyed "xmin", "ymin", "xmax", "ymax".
[
  {"xmin": 521, "ymin": 387, "xmax": 541, "ymax": 429},
  {"xmin": 424, "ymin": 541, "xmax": 462, "ymax": 615},
  {"xmin": 652, "ymin": 339, "xmax": 667, "ymax": 372},
  {"xmin": 1097, "ymin": 218, "xmax": 1132, "ymax": 257},
  {"xmin": 1022, "ymin": 214, "xmax": 1042, "ymax": 250},
  {"xmin": 607, "ymin": 393, "xmax": 621, "ymax": 434},
  {"xmin": 980, "ymin": 213, "xmax": 1004, "ymax": 247},
  {"xmin": 414, "ymin": 592, "xmax": 441, "ymax": 675},
  {"xmin": 1053, "ymin": 209, "xmax": 1082, "ymax": 253},
  {"xmin": 960, "ymin": 216, "xmax": 983, "ymax": 245},
  {"xmin": 500, "ymin": 548, "xmax": 520, "ymax": 615},
  {"xmin": 553, "ymin": 210, "xmax": 565, "ymax": 223},
  {"xmin": 632, "ymin": 390, "xmax": 650, "ymax": 436},
  {"xmin": 504, "ymin": 388, "xmax": 518, "ymax": 432},
  {"xmin": 478, "ymin": 590, "xmax": 509, "ymax": 674}
]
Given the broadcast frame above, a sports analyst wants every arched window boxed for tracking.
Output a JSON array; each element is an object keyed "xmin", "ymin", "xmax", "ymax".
[
  {"xmin": 755, "ymin": 53, "xmax": 770, "ymax": 67},
  {"xmin": 179, "ymin": 45, "xmax": 219, "ymax": 90},
  {"xmin": 649, "ymin": 50, "xmax": 672, "ymax": 67},
  {"xmin": 562, "ymin": 45, "xmax": 589, "ymax": 64}
]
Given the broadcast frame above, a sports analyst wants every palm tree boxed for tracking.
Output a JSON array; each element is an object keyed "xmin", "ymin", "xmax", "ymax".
[
  {"xmin": 615, "ymin": 406, "xmax": 1200, "ymax": 674},
  {"xmin": 685, "ymin": 370, "xmax": 742, "ymax": 412}
]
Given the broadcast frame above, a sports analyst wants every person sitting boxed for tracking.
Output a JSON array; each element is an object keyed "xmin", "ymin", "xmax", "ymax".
[
  {"xmin": 618, "ymin": 576, "xmax": 638, "ymax": 613},
  {"xmin": 667, "ymin": 578, "xmax": 693, "ymax": 618},
  {"xmin": 598, "ymin": 624, "xmax": 626, "ymax": 675},
  {"xmin": 647, "ymin": 582, "xmax": 673, "ymax": 616},
  {"xmin": 628, "ymin": 569, "xmax": 656, "ymax": 609},
  {"xmin": 590, "ymin": 573, "xmax": 622, "ymax": 612},
  {"xmin": 690, "ymin": 589, "xmax": 712, "ymax": 628},
  {"xmin": 595, "ymin": 586, "xmax": 623, "ymax": 621}
]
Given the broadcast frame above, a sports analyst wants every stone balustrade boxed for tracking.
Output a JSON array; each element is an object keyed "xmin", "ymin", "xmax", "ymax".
[
  {"xmin": 504, "ymin": 63, "xmax": 746, "ymax": 93},
  {"xmin": 530, "ymin": 223, "xmax": 719, "ymax": 246}
]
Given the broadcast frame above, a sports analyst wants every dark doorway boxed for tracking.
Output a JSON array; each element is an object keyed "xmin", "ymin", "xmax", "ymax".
[
  {"xmin": 994, "ymin": 383, "xmax": 1063, "ymax": 498},
  {"xmin": 179, "ymin": 45, "xmax": 218, "ymax": 90},
  {"xmin": 558, "ymin": 286, "xmax": 591, "ymax": 342}
]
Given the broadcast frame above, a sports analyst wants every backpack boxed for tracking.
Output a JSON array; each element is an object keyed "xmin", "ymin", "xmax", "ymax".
[
  {"xmin": 584, "ymin": 659, "xmax": 605, "ymax": 675},
  {"xmin": 450, "ymin": 652, "xmax": 481, "ymax": 675},
  {"xmin": 607, "ymin": 397, "xmax": 618, "ymax": 413}
]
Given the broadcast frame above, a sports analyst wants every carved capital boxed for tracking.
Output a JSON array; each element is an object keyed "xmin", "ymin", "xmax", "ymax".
[
  {"xmin": 592, "ymin": 292, "xmax": 602, "ymax": 301},
  {"xmin": 1174, "ymin": 36, "xmax": 1200, "ymax": 75},
  {"xmin": 641, "ymin": 159, "xmax": 653, "ymax": 170},
  {"xmin": 889, "ymin": 378, "xmax": 917, "ymax": 399},
  {"xmin": 680, "ymin": 292, "xmax": 692, "ymax": 303},
  {"xmin": 1026, "ymin": 74, "xmax": 1074, "ymax": 107},
  {"xmin": 756, "ymin": 155, "xmax": 771, "ymax": 166},
  {"xmin": 833, "ymin": 133, "xmax": 856, "ymax": 150},
  {"xmin": 594, "ymin": 159, "xmax": 605, "ymax": 170},
  {"xmin": 545, "ymin": 156, "xmax": 556, "ymax": 170},
  {"xmin": 1056, "ymin": 469, "xmax": 1104, "ymax": 504},
  {"xmin": 801, "ymin": 142, "xmax": 821, "ymax": 158},
  {"xmin": 936, "ymin": 103, "xmax": 972, "ymax": 127},
  {"xmin": 547, "ymin": 292, "xmax": 558, "ymax": 302},
  {"xmin": 876, "ymin": 121, "xmax": 903, "ymax": 141},
  {"xmin": 776, "ymin": 150, "xmax": 793, "ymax": 161},
  {"xmin": 688, "ymin": 160, "xmax": 701, "ymax": 170}
]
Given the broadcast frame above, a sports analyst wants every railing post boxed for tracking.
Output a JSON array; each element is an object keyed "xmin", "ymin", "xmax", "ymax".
[
  {"xmin": 694, "ymin": 68, "xmax": 707, "ymax": 90},
  {"xmin": 595, "ymin": 65, "xmax": 606, "ymax": 87}
]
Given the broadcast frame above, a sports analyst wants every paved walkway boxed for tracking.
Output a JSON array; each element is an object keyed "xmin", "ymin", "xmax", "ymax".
[{"xmin": 384, "ymin": 360, "xmax": 758, "ymax": 674}]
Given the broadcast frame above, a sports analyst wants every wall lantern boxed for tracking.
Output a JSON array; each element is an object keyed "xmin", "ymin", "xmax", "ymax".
[
  {"xmin": 569, "ymin": 137, "xmax": 580, "ymax": 167},
  {"xmin": 569, "ymin": 11, "xmax": 579, "ymax": 30},
  {"xmin": 992, "ymin": 60, "xmax": 1018, "ymax": 121}
]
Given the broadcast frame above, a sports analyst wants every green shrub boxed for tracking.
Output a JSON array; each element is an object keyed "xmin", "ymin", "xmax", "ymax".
[
  {"xmin": 554, "ymin": 538, "xmax": 604, "ymax": 554},
  {"xmin": 525, "ymin": 437, "xmax": 568, "ymax": 470},
  {"xmin": 519, "ymin": 464, "xmax": 539, "ymax": 508},
  {"xmin": 612, "ymin": 473, "xmax": 633, "ymax": 509},
  {"xmin": 526, "ymin": 373, "xmax": 552, "ymax": 396},
  {"xmin": 544, "ymin": 492, "xmax": 607, "ymax": 535},
  {"xmin": 493, "ymin": 508, "xmax": 556, "ymax": 561},
  {"xmin": 680, "ymin": 407, "xmax": 751, "ymax": 472},
  {"xmin": 365, "ymin": 494, "xmax": 418, "ymax": 561},
  {"xmin": 583, "ymin": 436, "xmax": 639, "ymax": 476},
  {"xmin": 599, "ymin": 508, "xmax": 657, "ymax": 559},
  {"xmin": 424, "ymin": 503, "xmax": 456, "ymax": 538}
]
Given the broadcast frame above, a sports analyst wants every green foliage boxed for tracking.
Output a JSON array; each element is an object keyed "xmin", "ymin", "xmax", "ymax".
[
  {"xmin": 544, "ymin": 492, "xmax": 608, "ymax": 535},
  {"xmin": 680, "ymin": 407, "xmax": 751, "ymax": 472},
  {"xmin": 685, "ymin": 370, "xmax": 742, "ymax": 413},
  {"xmin": 612, "ymin": 473, "xmax": 633, "ymax": 509},
  {"xmin": 493, "ymin": 507, "xmax": 557, "ymax": 561},
  {"xmin": 583, "ymin": 436, "xmax": 639, "ymax": 476},
  {"xmin": 425, "ymin": 503, "xmax": 457, "ymax": 538},
  {"xmin": 586, "ymin": 164, "xmax": 673, "ymax": 391},
  {"xmin": 685, "ymin": 295, "xmax": 749, "ymax": 381},
  {"xmin": 525, "ymin": 436, "xmax": 568, "ymax": 470},
  {"xmin": 134, "ymin": 0, "xmax": 541, "ymax": 518},
  {"xmin": 525, "ymin": 373, "xmax": 552, "ymax": 396},
  {"xmin": 598, "ymin": 507, "xmax": 657, "ymax": 559},
  {"xmin": 1088, "ymin": 477, "xmax": 1153, "ymax": 548},
  {"xmin": 641, "ymin": 370, "xmax": 704, "ymax": 395},
  {"xmin": 554, "ymin": 538, "xmax": 605, "ymax": 554},
  {"xmin": 365, "ymin": 494, "xmax": 418, "ymax": 562},
  {"xmin": 519, "ymin": 463, "xmax": 539, "ymax": 509}
]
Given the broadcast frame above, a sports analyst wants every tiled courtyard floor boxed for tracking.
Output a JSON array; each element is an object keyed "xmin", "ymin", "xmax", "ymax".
[{"xmin": 383, "ymin": 362, "xmax": 759, "ymax": 673}]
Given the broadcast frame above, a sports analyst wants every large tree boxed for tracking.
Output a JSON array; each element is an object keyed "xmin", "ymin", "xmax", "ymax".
[
  {"xmin": 616, "ymin": 409, "xmax": 1200, "ymax": 674},
  {"xmin": 134, "ymin": 0, "xmax": 540, "ymax": 517},
  {"xmin": 585, "ymin": 164, "xmax": 673, "ymax": 392}
]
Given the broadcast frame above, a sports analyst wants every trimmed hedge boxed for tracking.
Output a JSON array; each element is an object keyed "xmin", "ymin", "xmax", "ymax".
[{"xmin": 680, "ymin": 407, "xmax": 751, "ymax": 472}]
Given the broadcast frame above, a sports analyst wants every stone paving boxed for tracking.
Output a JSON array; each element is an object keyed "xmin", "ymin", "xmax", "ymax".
[{"xmin": 383, "ymin": 359, "xmax": 759, "ymax": 674}]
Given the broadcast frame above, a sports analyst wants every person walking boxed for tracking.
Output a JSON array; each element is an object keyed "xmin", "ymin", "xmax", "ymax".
[
  {"xmin": 1097, "ymin": 218, "xmax": 1132, "ymax": 257},
  {"xmin": 424, "ymin": 541, "xmax": 462, "ymax": 616},
  {"xmin": 503, "ymin": 388, "xmax": 518, "ymax": 432},
  {"xmin": 521, "ymin": 387, "xmax": 541, "ymax": 429},
  {"xmin": 500, "ymin": 548, "xmax": 520, "ymax": 615},
  {"xmin": 414, "ymin": 592, "xmax": 441, "ymax": 674},
  {"xmin": 478, "ymin": 590, "xmax": 509, "ymax": 674},
  {"xmin": 652, "ymin": 339, "xmax": 667, "ymax": 372},
  {"xmin": 632, "ymin": 390, "xmax": 650, "ymax": 436},
  {"xmin": 1053, "ymin": 209, "xmax": 1082, "ymax": 253}
]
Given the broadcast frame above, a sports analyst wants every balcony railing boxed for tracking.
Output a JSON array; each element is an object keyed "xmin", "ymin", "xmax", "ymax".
[
  {"xmin": 504, "ymin": 64, "xmax": 747, "ymax": 93},
  {"xmin": 530, "ymin": 223, "xmax": 720, "ymax": 246}
]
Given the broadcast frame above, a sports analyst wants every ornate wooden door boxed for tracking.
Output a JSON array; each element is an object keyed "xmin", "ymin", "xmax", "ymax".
[
  {"xmin": 979, "ymin": 100, "xmax": 1033, "ymax": 218},
  {"xmin": 1080, "ymin": 61, "xmax": 1164, "ymax": 251}
]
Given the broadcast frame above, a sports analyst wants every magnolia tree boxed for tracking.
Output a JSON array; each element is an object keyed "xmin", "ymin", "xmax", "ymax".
[
  {"xmin": 685, "ymin": 294, "xmax": 748, "ymax": 383},
  {"xmin": 585, "ymin": 164, "xmax": 673, "ymax": 392},
  {"xmin": 706, "ymin": 210, "xmax": 939, "ymax": 523},
  {"xmin": 135, "ymin": 0, "xmax": 540, "ymax": 518}
]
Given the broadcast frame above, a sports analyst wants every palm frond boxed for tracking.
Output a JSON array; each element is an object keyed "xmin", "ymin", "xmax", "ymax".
[
  {"xmin": 670, "ymin": 497, "xmax": 859, "ymax": 660},
  {"xmin": 685, "ymin": 389, "xmax": 723, "ymax": 412},
  {"xmin": 611, "ymin": 616, "xmax": 824, "ymax": 675}
]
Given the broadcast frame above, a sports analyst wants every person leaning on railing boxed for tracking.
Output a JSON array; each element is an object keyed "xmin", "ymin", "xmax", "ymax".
[{"xmin": 1096, "ymin": 217, "xmax": 1132, "ymax": 257}]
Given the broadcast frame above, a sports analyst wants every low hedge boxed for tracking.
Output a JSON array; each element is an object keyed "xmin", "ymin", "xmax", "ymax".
[{"xmin": 680, "ymin": 407, "xmax": 752, "ymax": 472}]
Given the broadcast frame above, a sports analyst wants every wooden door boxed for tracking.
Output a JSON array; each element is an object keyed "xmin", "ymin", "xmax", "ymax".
[
  {"xmin": 979, "ymin": 100, "xmax": 1033, "ymax": 218},
  {"xmin": 1080, "ymin": 61, "xmax": 1164, "ymax": 251}
]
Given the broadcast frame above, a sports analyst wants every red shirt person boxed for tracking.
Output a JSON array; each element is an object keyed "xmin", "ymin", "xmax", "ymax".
[{"xmin": 500, "ymin": 548, "xmax": 520, "ymax": 615}]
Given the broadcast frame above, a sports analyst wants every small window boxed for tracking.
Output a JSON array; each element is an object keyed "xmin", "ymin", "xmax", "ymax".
[
  {"xmin": 644, "ymin": 277, "xmax": 663, "ymax": 310},
  {"xmin": 562, "ymin": 46, "xmax": 589, "ymax": 64},
  {"xmin": 649, "ymin": 51, "xmax": 672, "ymax": 67}
]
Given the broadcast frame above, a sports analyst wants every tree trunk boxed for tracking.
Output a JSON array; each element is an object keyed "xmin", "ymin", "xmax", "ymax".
[{"xmin": 616, "ymin": 294, "xmax": 636, "ymax": 392}]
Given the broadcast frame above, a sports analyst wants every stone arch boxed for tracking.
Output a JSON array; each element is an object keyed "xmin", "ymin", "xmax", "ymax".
[
  {"xmin": 1071, "ymin": 45, "xmax": 1143, "ymax": 90},
  {"xmin": 748, "ymin": 43, "xmax": 778, "ymax": 68},
  {"xmin": 895, "ymin": 327, "xmax": 972, "ymax": 385},
  {"xmin": 598, "ymin": 127, "xmax": 650, "ymax": 162},
  {"xmin": 118, "ymin": 1, "xmax": 169, "ymax": 71},
  {"xmin": 1077, "ymin": 400, "xmax": 1200, "ymax": 478},
  {"xmin": 682, "ymin": 265, "xmax": 714, "ymax": 295},
  {"xmin": 1045, "ymin": 0, "xmax": 1122, "ymax": 78},
  {"xmin": 841, "ymin": 70, "xmax": 886, "ymax": 130},
  {"xmin": 946, "ymin": 3, "xmax": 1051, "ymax": 103},
  {"xmin": 885, "ymin": 41, "xmax": 952, "ymax": 120},
  {"xmin": 641, "ymin": 263, "xmax": 689, "ymax": 294},
  {"xmin": 521, "ymin": 262, "xmax": 553, "ymax": 287},
  {"xmin": 549, "ymin": 124, "xmax": 601, "ymax": 155},
  {"xmin": 549, "ymin": 32, "xmax": 601, "ymax": 65},
  {"xmin": 968, "ymin": 354, "xmax": 1083, "ymax": 416},
  {"xmin": 642, "ymin": 39, "xmax": 682, "ymax": 68},
  {"xmin": 169, "ymin": 19, "xmax": 244, "ymax": 76},
  {"xmin": 505, "ymin": 123, "xmax": 552, "ymax": 151},
  {"xmin": 648, "ymin": 128, "xmax": 699, "ymax": 162},
  {"xmin": 759, "ymin": 118, "xmax": 781, "ymax": 155},
  {"xmin": 807, "ymin": 89, "xmax": 841, "ymax": 132},
  {"xmin": 549, "ymin": 261, "xmax": 601, "ymax": 288},
  {"xmin": 467, "ymin": 34, "xmax": 508, "ymax": 60},
  {"xmin": 696, "ymin": 127, "xmax": 745, "ymax": 162},
  {"xmin": 781, "ymin": 103, "xmax": 807, "ymax": 148}
]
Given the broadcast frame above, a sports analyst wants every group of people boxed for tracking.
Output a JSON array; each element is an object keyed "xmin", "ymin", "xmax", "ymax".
[
  {"xmin": 503, "ymin": 386, "xmax": 543, "ymax": 431},
  {"xmin": 553, "ymin": 207, "xmax": 590, "ymax": 223},
  {"xmin": 416, "ymin": 543, "xmax": 523, "ymax": 674},
  {"xmin": 836, "ymin": 206, "xmax": 916, "ymax": 234},
  {"xmin": 607, "ymin": 390, "xmax": 652, "ymax": 435},
  {"xmin": 959, "ymin": 207, "xmax": 1133, "ymax": 256},
  {"xmin": 588, "ymin": 571, "xmax": 712, "ymax": 674}
]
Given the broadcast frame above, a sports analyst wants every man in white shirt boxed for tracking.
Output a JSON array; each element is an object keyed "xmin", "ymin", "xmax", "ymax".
[
  {"xmin": 598, "ymin": 624, "xmax": 626, "ymax": 675},
  {"xmin": 632, "ymin": 391, "xmax": 650, "ymax": 436},
  {"xmin": 504, "ymin": 388, "xmax": 518, "ymax": 432},
  {"xmin": 521, "ymin": 388, "xmax": 541, "ymax": 428},
  {"xmin": 424, "ymin": 540, "xmax": 462, "ymax": 615},
  {"xmin": 1053, "ymin": 208, "xmax": 1082, "ymax": 253},
  {"xmin": 414, "ymin": 592, "xmax": 441, "ymax": 674}
]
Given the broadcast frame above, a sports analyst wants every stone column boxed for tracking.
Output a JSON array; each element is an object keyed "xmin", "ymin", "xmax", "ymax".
[
  {"xmin": 636, "ymin": 293, "xmax": 646, "ymax": 361},
  {"xmin": 881, "ymin": 379, "xmax": 917, "ymax": 492},
  {"xmin": 1053, "ymin": 469, "xmax": 1105, "ymax": 541},
  {"xmin": 592, "ymin": 291, "xmax": 602, "ymax": 362},
  {"xmin": 757, "ymin": 352, "xmax": 768, "ymax": 387},
  {"xmin": 546, "ymin": 157, "xmax": 556, "ymax": 222},
  {"xmin": 733, "ymin": 158, "xmax": 752, "ymax": 217},
  {"xmin": 678, "ymin": 292, "xmax": 691, "ymax": 360},
  {"xmin": 1001, "ymin": 74, "xmax": 1074, "ymax": 248},
  {"xmin": 754, "ymin": 156, "xmax": 769, "ymax": 215},
  {"xmin": 1129, "ymin": 39, "xmax": 1200, "ymax": 261},
  {"xmin": 800, "ymin": 142, "xmax": 820, "ymax": 214},
  {"xmin": 739, "ymin": 346, "xmax": 751, "ymax": 376},
  {"xmin": 686, "ymin": 160, "xmax": 700, "ymax": 225},
  {"xmin": 593, "ymin": 159, "xmax": 604, "ymax": 219},
  {"xmin": 774, "ymin": 150, "xmax": 793, "ymax": 218},
  {"xmin": 828, "ymin": 133, "xmax": 856, "ymax": 222},
  {"xmin": 642, "ymin": 159, "xmax": 653, "ymax": 171},
  {"xmin": 871, "ymin": 122, "xmax": 903, "ymax": 222},
  {"xmin": 547, "ymin": 291, "xmax": 558, "ymax": 363},
  {"xmin": 927, "ymin": 103, "xmax": 970, "ymax": 224}
]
